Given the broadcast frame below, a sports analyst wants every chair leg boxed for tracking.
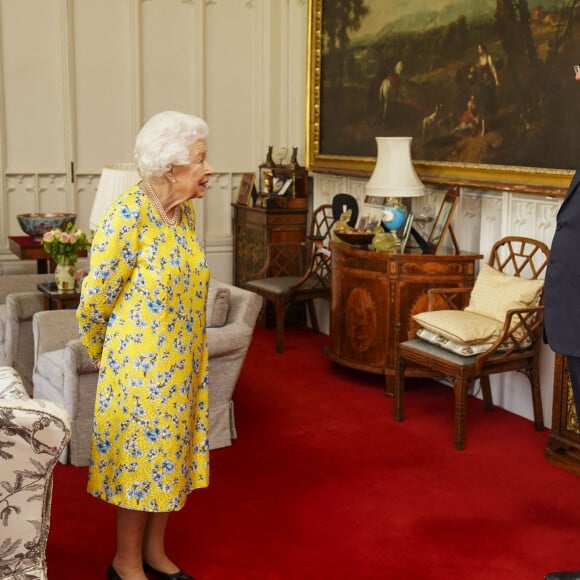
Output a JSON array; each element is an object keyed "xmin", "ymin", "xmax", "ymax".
[
  {"xmin": 275, "ymin": 299, "xmax": 286, "ymax": 354},
  {"xmin": 306, "ymin": 300, "xmax": 320, "ymax": 333},
  {"xmin": 393, "ymin": 355, "xmax": 408, "ymax": 421},
  {"xmin": 480, "ymin": 375, "xmax": 493, "ymax": 412},
  {"xmin": 528, "ymin": 366, "xmax": 545, "ymax": 431},
  {"xmin": 453, "ymin": 377, "xmax": 470, "ymax": 450}
]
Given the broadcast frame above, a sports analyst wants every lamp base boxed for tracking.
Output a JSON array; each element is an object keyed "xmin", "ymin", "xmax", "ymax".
[
  {"xmin": 381, "ymin": 198, "xmax": 407, "ymax": 232},
  {"xmin": 381, "ymin": 201, "xmax": 415, "ymax": 253}
]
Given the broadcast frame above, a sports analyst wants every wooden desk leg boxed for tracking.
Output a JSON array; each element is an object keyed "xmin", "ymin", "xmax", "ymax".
[
  {"xmin": 37, "ymin": 259, "xmax": 48, "ymax": 274},
  {"xmin": 43, "ymin": 295, "xmax": 51, "ymax": 310},
  {"xmin": 393, "ymin": 358, "xmax": 408, "ymax": 421},
  {"xmin": 385, "ymin": 374, "xmax": 395, "ymax": 397}
]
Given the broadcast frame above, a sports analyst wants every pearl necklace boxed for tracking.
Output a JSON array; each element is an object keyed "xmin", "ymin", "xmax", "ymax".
[{"xmin": 143, "ymin": 180, "xmax": 181, "ymax": 226}]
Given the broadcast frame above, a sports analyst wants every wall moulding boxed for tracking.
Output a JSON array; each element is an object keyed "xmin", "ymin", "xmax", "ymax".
[{"xmin": 306, "ymin": 0, "xmax": 575, "ymax": 195}]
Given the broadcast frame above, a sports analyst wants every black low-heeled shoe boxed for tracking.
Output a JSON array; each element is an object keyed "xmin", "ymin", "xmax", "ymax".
[
  {"xmin": 143, "ymin": 560, "xmax": 195, "ymax": 580},
  {"xmin": 107, "ymin": 563, "xmax": 122, "ymax": 580}
]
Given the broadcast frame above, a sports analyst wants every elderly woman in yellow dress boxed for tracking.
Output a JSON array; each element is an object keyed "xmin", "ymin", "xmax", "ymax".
[{"xmin": 77, "ymin": 110, "xmax": 213, "ymax": 580}]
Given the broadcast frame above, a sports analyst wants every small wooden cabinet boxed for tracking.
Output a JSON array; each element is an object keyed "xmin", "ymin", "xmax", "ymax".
[
  {"xmin": 329, "ymin": 243, "xmax": 482, "ymax": 393},
  {"xmin": 545, "ymin": 353, "xmax": 580, "ymax": 475},
  {"xmin": 232, "ymin": 203, "xmax": 308, "ymax": 286}
]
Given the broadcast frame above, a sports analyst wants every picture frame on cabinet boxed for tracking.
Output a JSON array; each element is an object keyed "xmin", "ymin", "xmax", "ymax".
[
  {"xmin": 276, "ymin": 178, "xmax": 293, "ymax": 197},
  {"xmin": 236, "ymin": 173, "xmax": 255, "ymax": 206},
  {"xmin": 427, "ymin": 186, "xmax": 460, "ymax": 254},
  {"xmin": 306, "ymin": 0, "xmax": 573, "ymax": 193}
]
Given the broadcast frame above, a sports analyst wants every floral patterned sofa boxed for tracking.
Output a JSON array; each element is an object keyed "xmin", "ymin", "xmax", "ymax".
[{"xmin": 0, "ymin": 366, "xmax": 71, "ymax": 580}]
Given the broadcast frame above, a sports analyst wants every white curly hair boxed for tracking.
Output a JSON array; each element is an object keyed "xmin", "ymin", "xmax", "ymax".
[{"xmin": 134, "ymin": 111, "xmax": 209, "ymax": 180}]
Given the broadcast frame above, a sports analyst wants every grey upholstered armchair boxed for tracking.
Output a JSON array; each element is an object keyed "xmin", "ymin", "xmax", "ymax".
[
  {"xmin": 0, "ymin": 274, "xmax": 52, "ymax": 394},
  {"xmin": 32, "ymin": 279, "xmax": 262, "ymax": 466}
]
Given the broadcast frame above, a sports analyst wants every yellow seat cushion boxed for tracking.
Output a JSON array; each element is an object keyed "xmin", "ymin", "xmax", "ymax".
[{"xmin": 413, "ymin": 310, "xmax": 503, "ymax": 345}]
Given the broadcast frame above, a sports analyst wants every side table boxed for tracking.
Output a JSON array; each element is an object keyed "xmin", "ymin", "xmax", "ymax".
[
  {"xmin": 37, "ymin": 282, "xmax": 81, "ymax": 310},
  {"xmin": 9, "ymin": 236, "xmax": 88, "ymax": 274},
  {"xmin": 9, "ymin": 236, "xmax": 54, "ymax": 273}
]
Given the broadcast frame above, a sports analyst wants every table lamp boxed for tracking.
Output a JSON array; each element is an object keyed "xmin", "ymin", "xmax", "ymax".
[
  {"xmin": 365, "ymin": 137, "xmax": 424, "ymax": 246},
  {"xmin": 90, "ymin": 163, "xmax": 140, "ymax": 231}
]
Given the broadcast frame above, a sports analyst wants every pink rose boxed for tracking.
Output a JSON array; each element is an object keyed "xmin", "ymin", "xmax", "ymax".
[{"xmin": 43, "ymin": 231, "xmax": 55, "ymax": 242}]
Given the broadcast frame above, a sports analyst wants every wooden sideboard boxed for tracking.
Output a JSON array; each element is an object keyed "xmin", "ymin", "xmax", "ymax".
[
  {"xmin": 545, "ymin": 353, "xmax": 580, "ymax": 475},
  {"xmin": 329, "ymin": 243, "xmax": 482, "ymax": 394}
]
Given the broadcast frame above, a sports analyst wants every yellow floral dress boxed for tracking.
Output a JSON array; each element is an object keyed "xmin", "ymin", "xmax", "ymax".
[{"xmin": 77, "ymin": 185, "xmax": 210, "ymax": 512}]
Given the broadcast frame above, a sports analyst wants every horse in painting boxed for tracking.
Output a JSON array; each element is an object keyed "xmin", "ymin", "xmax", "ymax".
[{"xmin": 379, "ymin": 61, "xmax": 403, "ymax": 126}]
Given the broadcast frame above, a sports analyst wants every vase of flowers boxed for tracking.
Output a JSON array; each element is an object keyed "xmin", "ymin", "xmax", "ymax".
[{"xmin": 42, "ymin": 223, "xmax": 90, "ymax": 291}]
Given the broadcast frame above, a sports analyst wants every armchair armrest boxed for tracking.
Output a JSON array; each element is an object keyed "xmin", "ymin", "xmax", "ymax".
[
  {"xmin": 289, "ymin": 247, "xmax": 332, "ymax": 293},
  {"xmin": 475, "ymin": 305, "xmax": 544, "ymax": 370},
  {"xmin": 5, "ymin": 293, "xmax": 46, "ymax": 393},
  {"xmin": 65, "ymin": 339, "xmax": 97, "ymax": 374},
  {"xmin": 6, "ymin": 292, "xmax": 44, "ymax": 321}
]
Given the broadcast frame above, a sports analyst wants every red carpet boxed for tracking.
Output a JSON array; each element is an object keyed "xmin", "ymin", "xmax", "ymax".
[{"xmin": 48, "ymin": 326, "xmax": 580, "ymax": 579}]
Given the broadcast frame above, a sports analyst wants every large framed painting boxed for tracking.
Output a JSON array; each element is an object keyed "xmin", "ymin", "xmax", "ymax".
[{"xmin": 306, "ymin": 0, "xmax": 578, "ymax": 192}]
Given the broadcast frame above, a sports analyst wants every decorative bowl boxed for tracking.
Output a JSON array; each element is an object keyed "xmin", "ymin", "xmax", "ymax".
[
  {"xmin": 334, "ymin": 230, "xmax": 376, "ymax": 246},
  {"xmin": 17, "ymin": 213, "xmax": 77, "ymax": 240}
]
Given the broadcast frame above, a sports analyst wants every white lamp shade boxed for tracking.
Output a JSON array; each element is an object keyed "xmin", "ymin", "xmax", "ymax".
[
  {"xmin": 90, "ymin": 163, "xmax": 140, "ymax": 231},
  {"xmin": 365, "ymin": 137, "xmax": 424, "ymax": 198}
]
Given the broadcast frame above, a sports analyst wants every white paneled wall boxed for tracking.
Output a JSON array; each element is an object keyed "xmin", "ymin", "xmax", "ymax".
[{"xmin": 0, "ymin": 0, "xmax": 309, "ymax": 280}]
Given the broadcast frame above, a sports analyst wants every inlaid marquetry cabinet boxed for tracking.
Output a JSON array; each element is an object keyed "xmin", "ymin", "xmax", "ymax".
[
  {"xmin": 545, "ymin": 354, "xmax": 580, "ymax": 475},
  {"xmin": 328, "ymin": 243, "xmax": 482, "ymax": 393}
]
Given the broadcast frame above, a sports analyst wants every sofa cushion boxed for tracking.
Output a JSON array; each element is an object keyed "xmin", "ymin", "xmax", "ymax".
[
  {"xmin": 207, "ymin": 287, "xmax": 231, "ymax": 328},
  {"xmin": 465, "ymin": 264, "xmax": 544, "ymax": 323},
  {"xmin": 36, "ymin": 350, "xmax": 66, "ymax": 387}
]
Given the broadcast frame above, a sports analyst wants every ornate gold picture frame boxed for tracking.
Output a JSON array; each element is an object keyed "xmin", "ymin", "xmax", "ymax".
[{"xmin": 306, "ymin": 0, "xmax": 575, "ymax": 193}]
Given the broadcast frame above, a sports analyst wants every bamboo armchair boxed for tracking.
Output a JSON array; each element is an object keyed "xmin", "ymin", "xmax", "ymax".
[{"xmin": 394, "ymin": 236, "xmax": 550, "ymax": 449}]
